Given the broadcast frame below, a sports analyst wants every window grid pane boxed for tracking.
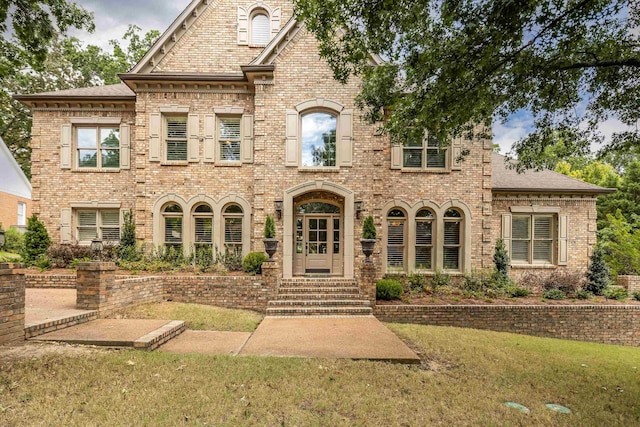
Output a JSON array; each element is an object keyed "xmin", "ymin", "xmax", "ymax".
[
  {"xmin": 225, "ymin": 217, "xmax": 243, "ymax": 244},
  {"xmin": 194, "ymin": 217, "xmax": 213, "ymax": 244},
  {"xmin": 166, "ymin": 117, "xmax": 188, "ymax": 161},
  {"xmin": 301, "ymin": 113, "xmax": 337, "ymax": 167},
  {"xmin": 387, "ymin": 220, "xmax": 405, "ymax": 269},
  {"xmin": 415, "ymin": 220, "xmax": 433, "ymax": 270},
  {"xmin": 164, "ymin": 217, "xmax": 182, "ymax": 243},
  {"xmin": 219, "ymin": 118, "xmax": 241, "ymax": 161}
]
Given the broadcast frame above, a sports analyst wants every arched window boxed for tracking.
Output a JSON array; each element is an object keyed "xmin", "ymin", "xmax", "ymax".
[
  {"xmin": 387, "ymin": 209, "xmax": 406, "ymax": 271},
  {"xmin": 223, "ymin": 204, "xmax": 244, "ymax": 255},
  {"xmin": 251, "ymin": 12, "xmax": 270, "ymax": 45},
  {"xmin": 443, "ymin": 209, "xmax": 463, "ymax": 270},
  {"xmin": 300, "ymin": 112, "xmax": 337, "ymax": 167},
  {"xmin": 162, "ymin": 203, "xmax": 183, "ymax": 250},
  {"xmin": 415, "ymin": 209, "xmax": 434, "ymax": 270},
  {"xmin": 193, "ymin": 204, "xmax": 213, "ymax": 250}
]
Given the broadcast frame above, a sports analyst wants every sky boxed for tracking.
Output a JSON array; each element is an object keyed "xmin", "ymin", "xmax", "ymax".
[{"xmin": 67, "ymin": 0, "xmax": 628, "ymax": 155}]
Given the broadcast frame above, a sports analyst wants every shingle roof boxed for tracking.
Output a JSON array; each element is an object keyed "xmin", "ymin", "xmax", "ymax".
[
  {"xmin": 492, "ymin": 153, "xmax": 615, "ymax": 194},
  {"xmin": 15, "ymin": 83, "xmax": 135, "ymax": 99}
]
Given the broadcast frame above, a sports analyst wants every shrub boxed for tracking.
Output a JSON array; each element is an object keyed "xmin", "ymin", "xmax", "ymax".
[
  {"xmin": 408, "ymin": 273, "xmax": 427, "ymax": 292},
  {"xmin": 493, "ymin": 239, "xmax": 510, "ymax": 280},
  {"xmin": 191, "ymin": 245, "xmax": 214, "ymax": 270},
  {"xmin": 216, "ymin": 247, "xmax": 243, "ymax": 271},
  {"xmin": 576, "ymin": 289, "xmax": 594, "ymax": 300},
  {"xmin": 362, "ymin": 215, "xmax": 376, "ymax": 239},
  {"xmin": 117, "ymin": 209, "xmax": 140, "ymax": 261},
  {"xmin": 509, "ymin": 287, "xmax": 531, "ymax": 298},
  {"xmin": 632, "ymin": 291, "xmax": 640, "ymax": 302},
  {"xmin": 434, "ymin": 284, "xmax": 454, "ymax": 296},
  {"xmin": 243, "ymin": 252, "xmax": 268, "ymax": 274},
  {"xmin": 263, "ymin": 215, "xmax": 276, "ymax": 239},
  {"xmin": 430, "ymin": 271, "xmax": 451, "ymax": 290},
  {"xmin": 376, "ymin": 279, "xmax": 403, "ymax": 300},
  {"xmin": 541, "ymin": 270, "xmax": 586, "ymax": 295},
  {"xmin": 23, "ymin": 214, "xmax": 51, "ymax": 264},
  {"xmin": 47, "ymin": 244, "xmax": 93, "ymax": 268},
  {"xmin": 603, "ymin": 286, "xmax": 628, "ymax": 301},
  {"xmin": 585, "ymin": 247, "xmax": 610, "ymax": 296},
  {"xmin": 543, "ymin": 289, "xmax": 566, "ymax": 300},
  {"xmin": 34, "ymin": 254, "xmax": 52, "ymax": 270},
  {"xmin": 4, "ymin": 228, "xmax": 25, "ymax": 254}
]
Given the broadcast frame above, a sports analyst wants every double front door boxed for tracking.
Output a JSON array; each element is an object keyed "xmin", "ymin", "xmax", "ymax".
[{"xmin": 294, "ymin": 215, "xmax": 342, "ymax": 275}]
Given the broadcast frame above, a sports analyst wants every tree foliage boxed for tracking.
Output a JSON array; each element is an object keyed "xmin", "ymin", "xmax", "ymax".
[
  {"xmin": 585, "ymin": 246, "xmax": 610, "ymax": 295},
  {"xmin": 598, "ymin": 211, "xmax": 640, "ymax": 276},
  {"xmin": 23, "ymin": 214, "xmax": 51, "ymax": 264},
  {"xmin": 294, "ymin": 0, "xmax": 640, "ymax": 166}
]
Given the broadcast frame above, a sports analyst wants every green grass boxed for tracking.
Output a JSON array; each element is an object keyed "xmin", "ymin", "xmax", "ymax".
[
  {"xmin": 1, "ymin": 324, "xmax": 638, "ymax": 426},
  {"xmin": 112, "ymin": 302, "xmax": 263, "ymax": 332},
  {"xmin": 0, "ymin": 251, "xmax": 21, "ymax": 262}
]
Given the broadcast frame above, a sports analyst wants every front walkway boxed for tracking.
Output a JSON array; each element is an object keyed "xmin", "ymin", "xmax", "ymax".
[{"xmin": 26, "ymin": 288, "xmax": 90, "ymax": 324}]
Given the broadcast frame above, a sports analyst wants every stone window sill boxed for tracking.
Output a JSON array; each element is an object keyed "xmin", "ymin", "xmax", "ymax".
[
  {"xmin": 73, "ymin": 169, "xmax": 121, "ymax": 173},
  {"xmin": 511, "ymin": 264, "xmax": 558, "ymax": 269},
  {"xmin": 298, "ymin": 167, "xmax": 341, "ymax": 173},
  {"xmin": 399, "ymin": 168, "xmax": 451, "ymax": 174}
]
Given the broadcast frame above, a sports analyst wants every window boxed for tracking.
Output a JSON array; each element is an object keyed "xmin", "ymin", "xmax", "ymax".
[
  {"xmin": 77, "ymin": 210, "xmax": 120, "ymax": 243},
  {"xmin": 162, "ymin": 204, "xmax": 183, "ymax": 249},
  {"xmin": 443, "ymin": 209, "xmax": 462, "ymax": 270},
  {"xmin": 166, "ymin": 116, "xmax": 188, "ymax": 161},
  {"xmin": 415, "ymin": 209, "xmax": 434, "ymax": 270},
  {"xmin": 223, "ymin": 204, "xmax": 243, "ymax": 254},
  {"xmin": 512, "ymin": 215, "xmax": 555, "ymax": 264},
  {"xmin": 193, "ymin": 204, "xmax": 213, "ymax": 249},
  {"xmin": 219, "ymin": 118, "xmax": 241, "ymax": 162},
  {"xmin": 76, "ymin": 127, "xmax": 120, "ymax": 169},
  {"xmin": 301, "ymin": 112, "xmax": 337, "ymax": 167},
  {"xmin": 387, "ymin": 209, "xmax": 406, "ymax": 270},
  {"xmin": 17, "ymin": 202, "xmax": 26, "ymax": 226},
  {"xmin": 403, "ymin": 135, "xmax": 447, "ymax": 169},
  {"xmin": 250, "ymin": 12, "xmax": 270, "ymax": 45}
]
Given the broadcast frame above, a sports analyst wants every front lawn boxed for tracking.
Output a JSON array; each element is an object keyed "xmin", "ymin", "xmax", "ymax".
[{"xmin": 1, "ymin": 324, "xmax": 638, "ymax": 426}]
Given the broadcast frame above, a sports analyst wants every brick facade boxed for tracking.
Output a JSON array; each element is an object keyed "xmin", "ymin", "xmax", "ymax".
[
  {"xmin": 375, "ymin": 305, "xmax": 640, "ymax": 347},
  {"xmin": 0, "ymin": 263, "xmax": 25, "ymax": 345},
  {"xmin": 0, "ymin": 191, "xmax": 30, "ymax": 230}
]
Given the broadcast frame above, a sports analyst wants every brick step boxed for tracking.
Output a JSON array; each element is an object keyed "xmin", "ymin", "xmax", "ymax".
[
  {"xmin": 25, "ymin": 311, "xmax": 98, "ymax": 339},
  {"xmin": 278, "ymin": 280, "xmax": 358, "ymax": 289},
  {"xmin": 268, "ymin": 299, "xmax": 371, "ymax": 307},
  {"xmin": 277, "ymin": 286, "xmax": 360, "ymax": 294},
  {"xmin": 266, "ymin": 306, "xmax": 373, "ymax": 316},
  {"xmin": 275, "ymin": 293, "xmax": 363, "ymax": 301}
]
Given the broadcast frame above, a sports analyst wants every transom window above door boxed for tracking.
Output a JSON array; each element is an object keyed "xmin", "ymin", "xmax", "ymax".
[{"xmin": 300, "ymin": 112, "xmax": 337, "ymax": 168}]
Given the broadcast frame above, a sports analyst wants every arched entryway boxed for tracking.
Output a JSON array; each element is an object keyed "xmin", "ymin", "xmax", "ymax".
[{"xmin": 283, "ymin": 181, "xmax": 355, "ymax": 279}]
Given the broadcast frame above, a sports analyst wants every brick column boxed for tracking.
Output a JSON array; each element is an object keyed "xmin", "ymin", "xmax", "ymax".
[
  {"xmin": 261, "ymin": 261, "xmax": 281, "ymax": 302},
  {"xmin": 76, "ymin": 262, "xmax": 116, "ymax": 311},
  {"xmin": 0, "ymin": 263, "xmax": 26, "ymax": 345},
  {"xmin": 360, "ymin": 261, "xmax": 378, "ymax": 306}
]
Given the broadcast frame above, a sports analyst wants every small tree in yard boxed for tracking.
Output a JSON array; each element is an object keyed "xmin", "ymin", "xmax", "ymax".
[
  {"xmin": 117, "ymin": 209, "xmax": 139, "ymax": 261},
  {"xmin": 585, "ymin": 247, "xmax": 611, "ymax": 296},
  {"xmin": 23, "ymin": 214, "xmax": 51, "ymax": 264},
  {"xmin": 493, "ymin": 239, "xmax": 509, "ymax": 280}
]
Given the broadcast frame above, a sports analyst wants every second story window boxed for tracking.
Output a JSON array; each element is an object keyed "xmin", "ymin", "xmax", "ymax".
[
  {"xmin": 301, "ymin": 112, "xmax": 337, "ymax": 168},
  {"xmin": 166, "ymin": 116, "xmax": 188, "ymax": 161},
  {"xmin": 403, "ymin": 135, "xmax": 447, "ymax": 170},
  {"xmin": 77, "ymin": 127, "xmax": 120, "ymax": 169},
  {"xmin": 219, "ymin": 118, "xmax": 241, "ymax": 162},
  {"xmin": 251, "ymin": 12, "xmax": 270, "ymax": 45}
]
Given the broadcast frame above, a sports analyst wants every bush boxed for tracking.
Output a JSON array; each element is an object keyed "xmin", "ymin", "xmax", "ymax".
[
  {"xmin": 509, "ymin": 287, "xmax": 531, "ymax": 298},
  {"xmin": 34, "ymin": 254, "xmax": 52, "ymax": 270},
  {"xmin": 263, "ymin": 215, "xmax": 276, "ymax": 239},
  {"xmin": 4, "ymin": 228, "xmax": 25, "ymax": 253},
  {"xmin": 117, "ymin": 209, "xmax": 140, "ymax": 261},
  {"xmin": 362, "ymin": 215, "xmax": 376, "ymax": 239},
  {"xmin": 191, "ymin": 245, "xmax": 214, "ymax": 270},
  {"xmin": 543, "ymin": 289, "xmax": 566, "ymax": 300},
  {"xmin": 430, "ymin": 271, "xmax": 451, "ymax": 290},
  {"xmin": 243, "ymin": 252, "xmax": 268, "ymax": 274},
  {"xmin": 576, "ymin": 289, "xmax": 594, "ymax": 300},
  {"xmin": 23, "ymin": 214, "xmax": 51, "ymax": 264},
  {"xmin": 632, "ymin": 291, "xmax": 640, "ymax": 302},
  {"xmin": 408, "ymin": 273, "xmax": 427, "ymax": 292},
  {"xmin": 47, "ymin": 244, "xmax": 93, "ymax": 268},
  {"xmin": 376, "ymin": 279, "xmax": 403, "ymax": 300},
  {"xmin": 434, "ymin": 284, "xmax": 454, "ymax": 296},
  {"xmin": 493, "ymin": 239, "xmax": 510, "ymax": 280},
  {"xmin": 216, "ymin": 247, "xmax": 243, "ymax": 271},
  {"xmin": 541, "ymin": 270, "xmax": 586, "ymax": 295},
  {"xmin": 585, "ymin": 247, "xmax": 610, "ymax": 296},
  {"xmin": 603, "ymin": 286, "xmax": 628, "ymax": 301}
]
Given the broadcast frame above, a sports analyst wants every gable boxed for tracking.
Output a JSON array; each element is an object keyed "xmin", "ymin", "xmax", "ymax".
[
  {"xmin": 0, "ymin": 137, "xmax": 31, "ymax": 199},
  {"xmin": 132, "ymin": 0, "xmax": 294, "ymax": 74}
]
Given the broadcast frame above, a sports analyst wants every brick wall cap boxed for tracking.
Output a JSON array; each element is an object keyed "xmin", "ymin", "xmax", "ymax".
[{"xmin": 76, "ymin": 262, "xmax": 117, "ymax": 271}]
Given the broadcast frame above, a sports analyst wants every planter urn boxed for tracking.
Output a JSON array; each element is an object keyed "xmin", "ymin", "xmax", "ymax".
[
  {"xmin": 360, "ymin": 238, "xmax": 376, "ymax": 263},
  {"xmin": 263, "ymin": 238, "xmax": 279, "ymax": 261}
]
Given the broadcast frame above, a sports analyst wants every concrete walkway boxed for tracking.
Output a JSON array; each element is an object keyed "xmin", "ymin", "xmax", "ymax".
[{"xmin": 26, "ymin": 288, "xmax": 91, "ymax": 325}]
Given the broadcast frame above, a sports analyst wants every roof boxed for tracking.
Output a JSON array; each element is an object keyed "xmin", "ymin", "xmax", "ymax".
[
  {"xmin": 14, "ymin": 83, "xmax": 135, "ymax": 101},
  {"xmin": 492, "ymin": 153, "xmax": 615, "ymax": 195},
  {"xmin": 0, "ymin": 136, "xmax": 31, "ymax": 199}
]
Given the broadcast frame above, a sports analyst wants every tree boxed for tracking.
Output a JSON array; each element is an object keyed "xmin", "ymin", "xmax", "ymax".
[
  {"xmin": 23, "ymin": 214, "xmax": 51, "ymax": 264},
  {"xmin": 0, "ymin": 0, "xmax": 94, "ymax": 78},
  {"xmin": 585, "ymin": 246, "xmax": 610, "ymax": 295},
  {"xmin": 493, "ymin": 239, "xmax": 510, "ymax": 280},
  {"xmin": 597, "ymin": 160, "xmax": 640, "ymax": 228},
  {"xmin": 294, "ymin": 0, "xmax": 640, "ymax": 167}
]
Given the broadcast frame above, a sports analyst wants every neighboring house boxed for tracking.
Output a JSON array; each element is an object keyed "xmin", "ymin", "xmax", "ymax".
[
  {"xmin": 15, "ymin": 0, "xmax": 612, "ymax": 281},
  {"xmin": 0, "ymin": 136, "xmax": 31, "ymax": 232}
]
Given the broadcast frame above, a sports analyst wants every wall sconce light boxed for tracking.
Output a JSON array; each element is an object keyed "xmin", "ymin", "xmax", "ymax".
[
  {"xmin": 355, "ymin": 201, "xmax": 363, "ymax": 219},
  {"xmin": 274, "ymin": 200, "xmax": 283, "ymax": 219}
]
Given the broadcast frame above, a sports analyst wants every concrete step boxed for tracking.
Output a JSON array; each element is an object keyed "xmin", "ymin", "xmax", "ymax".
[
  {"xmin": 275, "ymin": 293, "xmax": 363, "ymax": 301},
  {"xmin": 268, "ymin": 299, "xmax": 370, "ymax": 307},
  {"xmin": 25, "ymin": 311, "xmax": 98, "ymax": 339},
  {"xmin": 266, "ymin": 306, "xmax": 373, "ymax": 316},
  {"xmin": 278, "ymin": 286, "xmax": 361, "ymax": 294},
  {"xmin": 279, "ymin": 279, "xmax": 358, "ymax": 288}
]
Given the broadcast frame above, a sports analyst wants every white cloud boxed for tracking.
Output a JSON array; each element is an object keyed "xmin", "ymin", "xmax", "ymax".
[{"xmin": 492, "ymin": 115, "xmax": 534, "ymax": 154}]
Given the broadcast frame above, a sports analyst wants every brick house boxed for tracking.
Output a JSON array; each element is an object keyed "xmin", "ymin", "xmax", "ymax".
[
  {"xmin": 16, "ymin": 0, "xmax": 612, "ymax": 282},
  {"xmin": 0, "ymin": 136, "xmax": 31, "ymax": 232}
]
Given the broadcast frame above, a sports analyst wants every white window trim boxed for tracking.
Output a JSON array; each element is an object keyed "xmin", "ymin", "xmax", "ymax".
[
  {"xmin": 75, "ymin": 209, "xmax": 121, "ymax": 245},
  {"xmin": 163, "ymin": 115, "xmax": 189, "ymax": 164},
  {"xmin": 510, "ymin": 214, "xmax": 557, "ymax": 266},
  {"xmin": 75, "ymin": 125, "xmax": 122, "ymax": 170},
  {"xmin": 249, "ymin": 9, "xmax": 270, "ymax": 47},
  {"xmin": 216, "ymin": 116, "xmax": 243, "ymax": 165}
]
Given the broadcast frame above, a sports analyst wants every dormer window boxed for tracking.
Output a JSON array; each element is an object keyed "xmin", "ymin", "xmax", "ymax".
[{"xmin": 251, "ymin": 12, "xmax": 270, "ymax": 46}]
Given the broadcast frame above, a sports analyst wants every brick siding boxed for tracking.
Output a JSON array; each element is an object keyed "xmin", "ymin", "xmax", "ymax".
[
  {"xmin": 618, "ymin": 276, "xmax": 640, "ymax": 294},
  {"xmin": 0, "ymin": 264, "xmax": 25, "ymax": 345}
]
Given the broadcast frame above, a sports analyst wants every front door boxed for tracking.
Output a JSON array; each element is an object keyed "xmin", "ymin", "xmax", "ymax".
[{"xmin": 294, "ymin": 214, "xmax": 341, "ymax": 275}]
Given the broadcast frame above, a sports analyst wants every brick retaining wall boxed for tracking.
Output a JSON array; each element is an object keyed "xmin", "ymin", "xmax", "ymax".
[
  {"xmin": 0, "ymin": 263, "xmax": 25, "ymax": 345},
  {"xmin": 25, "ymin": 274, "xmax": 76, "ymax": 289},
  {"xmin": 375, "ymin": 305, "xmax": 640, "ymax": 346}
]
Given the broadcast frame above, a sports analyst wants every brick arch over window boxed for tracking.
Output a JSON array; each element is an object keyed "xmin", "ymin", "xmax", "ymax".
[
  {"xmin": 152, "ymin": 194, "xmax": 188, "ymax": 249},
  {"xmin": 217, "ymin": 195, "xmax": 252, "ymax": 259},
  {"xmin": 283, "ymin": 180, "xmax": 355, "ymax": 278},
  {"xmin": 285, "ymin": 98, "xmax": 354, "ymax": 168}
]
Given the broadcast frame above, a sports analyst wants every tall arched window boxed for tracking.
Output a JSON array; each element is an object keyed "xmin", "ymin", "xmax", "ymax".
[
  {"xmin": 443, "ymin": 209, "xmax": 463, "ymax": 270},
  {"xmin": 415, "ymin": 209, "xmax": 434, "ymax": 270},
  {"xmin": 250, "ymin": 12, "xmax": 270, "ymax": 45},
  {"xmin": 163, "ymin": 203, "xmax": 183, "ymax": 250},
  {"xmin": 223, "ymin": 204, "xmax": 244, "ymax": 255},
  {"xmin": 301, "ymin": 112, "xmax": 337, "ymax": 167},
  {"xmin": 387, "ymin": 209, "xmax": 406, "ymax": 271},
  {"xmin": 193, "ymin": 204, "xmax": 213, "ymax": 250}
]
